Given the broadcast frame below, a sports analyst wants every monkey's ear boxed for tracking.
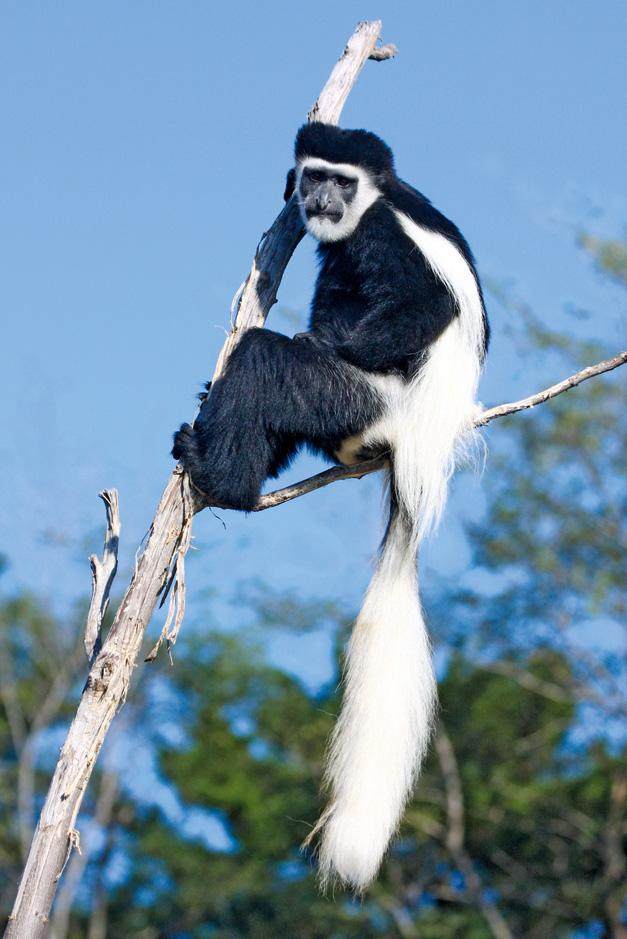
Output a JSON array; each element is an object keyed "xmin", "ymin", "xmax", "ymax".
[{"xmin": 283, "ymin": 167, "xmax": 296, "ymax": 202}]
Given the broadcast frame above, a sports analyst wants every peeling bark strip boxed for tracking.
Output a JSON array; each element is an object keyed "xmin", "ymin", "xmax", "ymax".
[{"xmin": 4, "ymin": 21, "xmax": 392, "ymax": 938}]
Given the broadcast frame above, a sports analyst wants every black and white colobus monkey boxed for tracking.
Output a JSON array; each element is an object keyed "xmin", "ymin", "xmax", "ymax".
[{"xmin": 172, "ymin": 123, "xmax": 489, "ymax": 891}]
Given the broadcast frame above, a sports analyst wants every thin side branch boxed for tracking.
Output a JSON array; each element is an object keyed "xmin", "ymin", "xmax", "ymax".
[
  {"xmin": 476, "ymin": 350, "xmax": 627, "ymax": 425},
  {"xmin": 244, "ymin": 350, "xmax": 626, "ymax": 512},
  {"xmin": 85, "ymin": 490, "xmax": 120, "ymax": 659}
]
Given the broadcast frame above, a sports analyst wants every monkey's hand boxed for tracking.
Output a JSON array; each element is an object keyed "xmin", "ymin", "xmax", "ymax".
[
  {"xmin": 335, "ymin": 311, "xmax": 421, "ymax": 373},
  {"xmin": 172, "ymin": 423, "xmax": 215, "ymax": 503}
]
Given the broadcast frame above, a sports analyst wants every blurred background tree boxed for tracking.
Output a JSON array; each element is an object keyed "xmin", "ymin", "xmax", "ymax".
[{"xmin": 1, "ymin": 238, "xmax": 625, "ymax": 937}]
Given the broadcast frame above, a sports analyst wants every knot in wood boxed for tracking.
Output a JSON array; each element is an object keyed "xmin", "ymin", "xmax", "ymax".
[
  {"xmin": 100, "ymin": 657, "xmax": 115, "ymax": 678},
  {"xmin": 85, "ymin": 675, "xmax": 108, "ymax": 696},
  {"xmin": 85, "ymin": 654, "xmax": 117, "ymax": 697}
]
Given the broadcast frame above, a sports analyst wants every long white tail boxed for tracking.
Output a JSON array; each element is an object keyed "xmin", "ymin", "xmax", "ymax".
[
  {"xmin": 310, "ymin": 222, "xmax": 486, "ymax": 891},
  {"xmin": 313, "ymin": 502, "xmax": 435, "ymax": 890}
]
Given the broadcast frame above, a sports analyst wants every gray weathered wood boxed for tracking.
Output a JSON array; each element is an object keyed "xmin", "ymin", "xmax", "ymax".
[{"xmin": 4, "ymin": 20, "xmax": 391, "ymax": 938}]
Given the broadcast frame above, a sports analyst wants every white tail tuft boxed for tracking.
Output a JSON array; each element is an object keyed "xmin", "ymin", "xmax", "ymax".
[
  {"xmin": 314, "ymin": 508, "xmax": 436, "ymax": 891},
  {"xmin": 308, "ymin": 215, "xmax": 487, "ymax": 891}
]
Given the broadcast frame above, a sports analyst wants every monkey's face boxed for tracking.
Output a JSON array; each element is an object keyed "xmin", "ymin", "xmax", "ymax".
[{"xmin": 296, "ymin": 158, "xmax": 380, "ymax": 243}]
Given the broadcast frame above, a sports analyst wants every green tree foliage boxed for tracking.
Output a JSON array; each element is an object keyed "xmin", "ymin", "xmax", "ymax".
[{"xmin": 579, "ymin": 232, "xmax": 627, "ymax": 287}]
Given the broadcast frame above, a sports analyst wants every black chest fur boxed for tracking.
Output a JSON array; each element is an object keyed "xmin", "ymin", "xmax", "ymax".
[{"xmin": 308, "ymin": 201, "xmax": 456, "ymax": 363}]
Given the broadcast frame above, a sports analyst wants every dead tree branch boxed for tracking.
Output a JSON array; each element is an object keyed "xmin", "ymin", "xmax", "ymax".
[
  {"xmin": 475, "ymin": 350, "xmax": 627, "ymax": 424},
  {"xmin": 4, "ymin": 20, "xmax": 392, "ymax": 938}
]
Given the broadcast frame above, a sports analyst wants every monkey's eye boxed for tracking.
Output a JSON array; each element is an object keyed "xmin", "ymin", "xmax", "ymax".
[
  {"xmin": 308, "ymin": 171, "xmax": 325, "ymax": 183},
  {"xmin": 336, "ymin": 175, "xmax": 354, "ymax": 189}
]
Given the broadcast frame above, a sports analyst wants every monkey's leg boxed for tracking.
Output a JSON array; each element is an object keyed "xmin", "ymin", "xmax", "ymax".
[{"xmin": 172, "ymin": 328, "xmax": 383, "ymax": 510}]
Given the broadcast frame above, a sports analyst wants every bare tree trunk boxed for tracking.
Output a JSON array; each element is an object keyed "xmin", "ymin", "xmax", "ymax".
[{"xmin": 3, "ymin": 20, "xmax": 394, "ymax": 938}]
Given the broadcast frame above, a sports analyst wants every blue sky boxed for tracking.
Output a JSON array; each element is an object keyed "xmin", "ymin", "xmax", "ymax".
[{"xmin": 1, "ymin": 2, "xmax": 626, "ymax": 686}]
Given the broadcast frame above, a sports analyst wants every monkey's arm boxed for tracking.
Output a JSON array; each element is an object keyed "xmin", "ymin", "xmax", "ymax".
[
  {"xmin": 335, "ymin": 276, "xmax": 456, "ymax": 373},
  {"xmin": 333, "ymin": 208, "xmax": 457, "ymax": 373},
  {"xmin": 335, "ymin": 315, "xmax": 423, "ymax": 372}
]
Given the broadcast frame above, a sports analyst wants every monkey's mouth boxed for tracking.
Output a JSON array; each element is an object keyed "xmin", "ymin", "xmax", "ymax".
[{"xmin": 306, "ymin": 209, "xmax": 343, "ymax": 224}]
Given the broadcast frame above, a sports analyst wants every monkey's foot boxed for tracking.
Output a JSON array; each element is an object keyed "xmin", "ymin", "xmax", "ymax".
[
  {"xmin": 172, "ymin": 423, "xmax": 215, "ymax": 502},
  {"xmin": 172, "ymin": 422, "xmax": 198, "ymax": 463},
  {"xmin": 171, "ymin": 423, "xmax": 258, "ymax": 512}
]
